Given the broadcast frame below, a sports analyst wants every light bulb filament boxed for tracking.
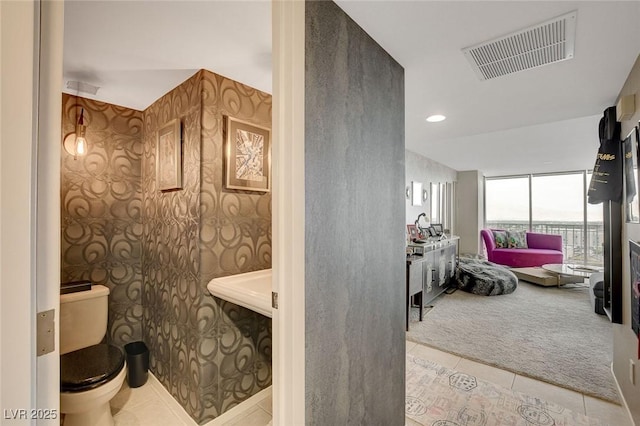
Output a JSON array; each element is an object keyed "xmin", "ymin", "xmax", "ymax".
[{"xmin": 75, "ymin": 136, "xmax": 86, "ymax": 155}]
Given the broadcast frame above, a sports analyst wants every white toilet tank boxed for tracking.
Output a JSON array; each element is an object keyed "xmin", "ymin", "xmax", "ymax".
[{"xmin": 60, "ymin": 285, "xmax": 110, "ymax": 355}]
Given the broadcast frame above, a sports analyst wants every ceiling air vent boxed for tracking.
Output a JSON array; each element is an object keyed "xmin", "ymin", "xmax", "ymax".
[{"xmin": 462, "ymin": 10, "xmax": 577, "ymax": 81}]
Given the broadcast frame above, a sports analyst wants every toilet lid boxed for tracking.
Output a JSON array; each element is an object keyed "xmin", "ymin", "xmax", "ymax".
[{"xmin": 60, "ymin": 344, "xmax": 125, "ymax": 392}]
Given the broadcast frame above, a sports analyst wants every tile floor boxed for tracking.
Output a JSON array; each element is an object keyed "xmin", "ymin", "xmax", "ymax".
[
  {"xmin": 110, "ymin": 374, "xmax": 271, "ymax": 426},
  {"xmin": 110, "ymin": 341, "xmax": 632, "ymax": 426},
  {"xmin": 111, "ymin": 374, "xmax": 197, "ymax": 426},
  {"xmin": 406, "ymin": 340, "xmax": 633, "ymax": 426}
]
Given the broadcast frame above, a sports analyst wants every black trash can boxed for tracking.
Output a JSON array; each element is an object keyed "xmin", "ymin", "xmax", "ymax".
[{"xmin": 124, "ymin": 341, "xmax": 149, "ymax": 388}]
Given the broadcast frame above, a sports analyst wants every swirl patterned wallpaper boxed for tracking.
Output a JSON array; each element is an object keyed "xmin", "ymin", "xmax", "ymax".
[
  {"xmin": 60, "ymin": 94, "xmax": 144, "ymax": 348},
  {"xmin": 61, "ymin": 69, "xmax": 272, "ymax": 424},
  {"xmin": 141, "ymin": 70, "xmax": 272, "ymax": 423}
]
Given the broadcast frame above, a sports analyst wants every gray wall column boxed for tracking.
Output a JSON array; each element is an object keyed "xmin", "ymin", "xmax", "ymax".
[
  {"xmin": 305, "ymin": 1, "xmax": 406, "ymax": 424},
  {"xmin": 456, "ymin": 170, "xmax": 485, "ymax": 256}
]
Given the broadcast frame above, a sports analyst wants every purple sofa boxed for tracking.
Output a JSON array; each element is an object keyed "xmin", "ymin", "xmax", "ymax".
[{"xmin": 480, "ymin": 229, "xmax": 563, "ymax": 268}]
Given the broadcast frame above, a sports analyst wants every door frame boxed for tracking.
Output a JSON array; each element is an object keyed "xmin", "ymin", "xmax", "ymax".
[
  {"xmin": 1, "ymin": 0, "xmax": 62, "ymax": 422},
  {"xmin": 271, "ymin": 1, "xmax": 306, "ymax": 424},
  {"xmin": 35, "ymin": 1, "xmax": 64, "ymax": 421},
  {"xmin": 1, "ymin": 0, "xmax": 40, "ymax": 416},
  {"xmin": 4, "ymin": 2, "xmax": 305, "ymax": 424}
]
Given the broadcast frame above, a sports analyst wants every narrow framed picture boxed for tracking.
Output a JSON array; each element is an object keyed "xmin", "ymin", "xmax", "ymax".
[
  {"xmin": 156, "ymin": 118, "xmax": 182, "ymax": 191},
  {"xmin": 629, "ymin": 239, "xmax": 640, "ymax": 340},
  {"xmin": 624, "ymin": 126, "xmax": 640, "ymax": 223},
  {"xmin": 224, "ymin": 116, "xmax": 271, "ymax": 192}
]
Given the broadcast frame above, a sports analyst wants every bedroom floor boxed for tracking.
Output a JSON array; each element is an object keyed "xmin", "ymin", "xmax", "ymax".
[{"xmin": 107, "ymin": 340, "xmax": 630, "ymax": 426}]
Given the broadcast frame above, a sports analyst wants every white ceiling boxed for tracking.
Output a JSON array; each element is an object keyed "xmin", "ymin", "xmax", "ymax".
[
  {"xmin": 63, "ymin": 1, "xmax": 272, "ymax": 110},
  {"xmin": 63, "ymin": 1, "xmax": 640, "ymax": 177}
]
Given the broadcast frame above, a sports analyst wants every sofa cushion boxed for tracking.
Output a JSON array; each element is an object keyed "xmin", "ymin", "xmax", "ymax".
[
  {"xmin": 506, "ymin": 230, "xmax": 528, "ymax": 248},
  {"xmin": 492, "ymin": 230, "xmax": 509, "ymax": 248},
  {"xmin": 526, "ymin": 232, "xmax": 563, "ymax": 251},
  {"xmin": 491, "ymin": 248, "xmax": 563, "ymax": 268}
]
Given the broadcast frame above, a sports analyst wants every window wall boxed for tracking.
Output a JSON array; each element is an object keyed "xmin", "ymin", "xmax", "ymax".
[
  {"xmin": 485, "ymin": 177, "xmax": 530, "ymax": 230},
  {"xmin": 485, "ymin": 171, "xmax": 603, "ymax": 266}
]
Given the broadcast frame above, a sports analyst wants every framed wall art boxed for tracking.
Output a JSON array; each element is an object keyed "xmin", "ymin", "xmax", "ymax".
[
  {"xmin": 156, "ymin": 118, "xmax": 182, "ymax": 191},
  {"xmin": 629, "ymin": 239, "xmax": 640, "ymax": 340},
  {"xmin": 407, "ymin": 224, "xmax": 419, "ymax": 241},
  {"xmin": 625, "ymin": 126, "xmax": 640, "ymax": 223},
  {"xmin": 430, "ymin": 182, "xmax": 440, "ymax": 224},
  {"xmin": 411, "ymin": 181, "xmax": 422, "ymax": 206},
  {"xmin": 224, "ymin": 116, "xmax": 271, "ymax": 192}
]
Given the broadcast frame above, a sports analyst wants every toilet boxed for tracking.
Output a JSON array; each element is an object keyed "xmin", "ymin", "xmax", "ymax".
[{"xmin": 60, "ymin": 285, "xmax": 126, "ymax": 426}]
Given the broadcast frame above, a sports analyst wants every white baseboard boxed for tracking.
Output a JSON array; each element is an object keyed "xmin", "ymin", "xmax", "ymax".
[
  {"xmin": 147, "ymin": 373, "xmax": 198, "ymax": 425},
  {"xmin": 148, "ymin": 372, "xmax": 272, "ymax": 426},
  {"xmin": 611, "ymin": 363, "xmax": 637, "ymax": 426},
  {"xmin": 202, "ymin": 386, "xmax": 272, "ymax": 426}
]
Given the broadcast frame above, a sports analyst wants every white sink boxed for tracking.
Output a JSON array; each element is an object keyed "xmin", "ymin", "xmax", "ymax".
[{"xmin": 206, "ymin": 269, "xmax": 272, "ymax": 318}]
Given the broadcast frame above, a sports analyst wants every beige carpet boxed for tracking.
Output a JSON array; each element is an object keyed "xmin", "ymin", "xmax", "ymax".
[
  {"xmin": 407, "ymin": 353, "xmax": 603, "ymax": 426},
  {"xmin": 407, "ymin": 281, "xmax": 619, "ymax": 404}
]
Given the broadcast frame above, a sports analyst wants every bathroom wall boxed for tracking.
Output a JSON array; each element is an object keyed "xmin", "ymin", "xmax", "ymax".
[
  {"xmin": 141, "ymin": 71, "xmax": 203, "ymax": 417},
  {"xmin": 197, "ymin": 70, "xmax": 272, "ymax": 421},
  {"xmin": 141, "ymin": 70, "xmax": 272, "ymax": 423},
  {"xmin": 305, "ymin": 1, "xmax": 406, "ymax": 424},
  {"xmin": 60, "ymin": 94, "xmax": 144, "ymax": 348}
]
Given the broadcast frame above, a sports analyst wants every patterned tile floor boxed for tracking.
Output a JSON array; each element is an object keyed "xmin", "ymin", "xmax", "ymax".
[{"xmin": 108, "ymin": 341, "xmax": 631, "ymax": 426}]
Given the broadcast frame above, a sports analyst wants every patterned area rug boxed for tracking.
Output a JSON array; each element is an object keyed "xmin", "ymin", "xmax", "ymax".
[
  {"xmin": 407, "ymin": 281, "xmax": 618, "ymax": 403},
  {"xmin": 406, "ymin": 354, "xmax": 603, "ymax": 426}
]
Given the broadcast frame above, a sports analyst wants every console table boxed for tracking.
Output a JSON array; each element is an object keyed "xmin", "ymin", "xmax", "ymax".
[{"xmin": 405, "ymin": 236, "xmax": 459, "ymax": 330}]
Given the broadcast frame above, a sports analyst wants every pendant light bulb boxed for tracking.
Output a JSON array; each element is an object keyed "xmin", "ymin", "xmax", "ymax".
[
  {"xmin": 74, "ymin": 108, "xmax": 87, "ymax": 157},
  {"xmin": 75, "ymin": 134, "xmax": 87, "ymax": 156},
  {"xmin": 63, "ymin": 101, "xmax": 91, "ymax": 158}
]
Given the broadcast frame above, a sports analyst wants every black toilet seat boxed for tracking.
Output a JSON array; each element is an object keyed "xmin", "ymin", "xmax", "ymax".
[{"xmin": 60, "ymin": 344, "xmax": 125, "ymax": 392}]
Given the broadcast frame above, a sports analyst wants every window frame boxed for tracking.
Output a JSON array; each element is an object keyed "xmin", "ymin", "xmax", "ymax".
[{"xmin": 484, "ymin": 170, "xmax": 601, "ymax": 266}]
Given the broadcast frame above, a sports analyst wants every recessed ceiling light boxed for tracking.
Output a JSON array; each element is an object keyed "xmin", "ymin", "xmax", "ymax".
[{"xmin": 426, "ymin": 114, "xmax": 446, "ymax": 123}]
